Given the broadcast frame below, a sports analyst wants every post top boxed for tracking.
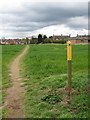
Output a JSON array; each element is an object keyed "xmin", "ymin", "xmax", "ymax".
[{"xmin": 67, "ymin": 41, "xmax": 72, "ymax": 45}]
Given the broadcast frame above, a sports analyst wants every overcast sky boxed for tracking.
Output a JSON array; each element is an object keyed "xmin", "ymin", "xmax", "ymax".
[{"xmin": 0, "ymin": 0, "xmax": 89, "ymax": 38}]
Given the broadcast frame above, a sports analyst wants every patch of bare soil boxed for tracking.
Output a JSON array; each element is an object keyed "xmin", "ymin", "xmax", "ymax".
[{"xmin": 4, "ymin": 45, "xmax": 29, "ymax": 118}]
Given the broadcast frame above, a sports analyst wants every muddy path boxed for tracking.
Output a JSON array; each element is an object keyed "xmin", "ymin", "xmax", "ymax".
[{"xmin": 4, "ymin": 45, "xmax": 29, "ymax": 118}]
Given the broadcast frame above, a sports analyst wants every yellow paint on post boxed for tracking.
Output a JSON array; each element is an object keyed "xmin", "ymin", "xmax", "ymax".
[{"xmin": 67, "ymin": 41, "xmax": 72, "ymax": 60}]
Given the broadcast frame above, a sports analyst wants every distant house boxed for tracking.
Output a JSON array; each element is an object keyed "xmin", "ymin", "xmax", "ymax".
[
  {"xmin": 52, "ymin": 34, "xmax": 70, "ymax": 41},
  {"xmin": 0, "ymin": 38, "xmax": 29, "ymax": 45},
  {"xmin": 67, "ymin": 35, "xmax": 88, "ymax": 44},
  {"xmin": 5, "ymin": 39, "xmax": 19, "ymax": 45},
  {"xmin": 30, "ymin": 37, "xmax": 38, "ymax": 44}
]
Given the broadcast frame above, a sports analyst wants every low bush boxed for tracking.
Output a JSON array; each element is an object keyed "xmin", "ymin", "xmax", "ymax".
[
  {"xmin": 43, "ymin": 38, "xmax": 52, "ymax": 43},
  {"xmin": 43, "ymin": 39, "xmax": 66, "ymax": 44},
  {"xmin": 52, "ymin": 40, "xmax": 66, "ymax": 44}
]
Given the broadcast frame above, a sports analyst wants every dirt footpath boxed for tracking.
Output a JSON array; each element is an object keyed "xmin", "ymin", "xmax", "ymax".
[{"xmin": 4, "ymin": 45, "xmax": 29, "ymax": 118}]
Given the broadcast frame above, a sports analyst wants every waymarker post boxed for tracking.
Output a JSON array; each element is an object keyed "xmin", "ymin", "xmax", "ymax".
[{"xmin": 67, "ymin": 41, "xmax": 72, "ymax": 95}]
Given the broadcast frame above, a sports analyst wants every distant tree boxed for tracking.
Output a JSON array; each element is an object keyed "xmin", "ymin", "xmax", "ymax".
[
  {"xmin": 31, "ymin": 36, "xmax": 34, "ymax": 39},
  {"xmin": 22, "ymin": 38, "xmax": 25, "ymax": 40},
  {"xmin": 43, "ymin": 38, "xmax": 52, "ymax": 43},
  {"xmin": 21, "ymin": 38, "xmax": 27, "ymax": 44},
  {"xmin": 49, "ymin": 36, "xmax": 53, "ymax": 38},
  {"xmin": 38, "ymin": 34, "xmax": 43, "ymax": 43},
  {"xmin": 30, "ymin": 36, "xmax": 38, "ymax": 44},
  {"xmin": 26, "ymin": 37, "xmax": 29, "ymax": 44},
  {"xmin": 43, "ymin": 35, "xmax": 47, "ymax": 39}
]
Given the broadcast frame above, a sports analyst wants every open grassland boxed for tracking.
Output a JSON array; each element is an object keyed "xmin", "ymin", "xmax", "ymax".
[
  {"xmin": 22, "ymin": 44, "xmax": 88, "ymax": 118},
  {"xmin": 2, "ymin": 45, "xmax": 25, "ymax": 116}
]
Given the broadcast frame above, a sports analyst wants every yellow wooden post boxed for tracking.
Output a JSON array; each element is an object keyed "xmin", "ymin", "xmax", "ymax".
[
  {"xmin": 67, "ymin": 41, "xmax": 72, "ymax": 95},
  {"xmin": 67, "ymin": 41, "xmax": 72, "ymax": 61}
]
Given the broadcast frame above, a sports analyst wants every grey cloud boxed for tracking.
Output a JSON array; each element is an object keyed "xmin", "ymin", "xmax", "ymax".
[
  {"xmin": 24, "ymin": 2, "xmax": 87, "ymax": 21},
  {"xmin": 0, "ymin": 2, "xmax": 88, "ymax": 37},
  {"xmin": 67, "ymin": 23, "xmax": 88, "ymax": 29}
]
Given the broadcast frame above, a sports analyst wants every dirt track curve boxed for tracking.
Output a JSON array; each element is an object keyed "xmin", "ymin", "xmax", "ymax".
[{"xmin": 4, "ymin": 45, "xmax": 29, "ymax": 118}]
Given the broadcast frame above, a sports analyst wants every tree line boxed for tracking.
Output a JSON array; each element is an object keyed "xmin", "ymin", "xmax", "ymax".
[{"xmin": 22, "ymin": 34, "xmax": 66, "ymax": 44}]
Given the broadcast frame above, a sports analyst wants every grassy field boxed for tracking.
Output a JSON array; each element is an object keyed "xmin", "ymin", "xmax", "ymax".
[
  {"xmin": 22, "ymin": 44, "xmax": 88, "ymax": 118},
  {"xmin": 0, "ymin": 45, "xmax": 2, "ymax": 117},
  {"xmin": 2, "ymin": 45, "xmax": 25, "ymax": 89},
  {"xmin": 0, "ymin": 45, "xmax": 2, "ymax": 90},
  {"xmin": 1, "ymin": 45, "xmax": 25, "ymax": 116}
]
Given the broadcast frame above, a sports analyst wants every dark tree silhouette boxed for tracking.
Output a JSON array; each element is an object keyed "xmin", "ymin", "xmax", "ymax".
[
  {"xmin": 43, "ymin": 35, "xmax": 47, "ymax": 39},
  {"xmin": 38, "ymin": 34, "xmax": 43, "ymax": 43}
]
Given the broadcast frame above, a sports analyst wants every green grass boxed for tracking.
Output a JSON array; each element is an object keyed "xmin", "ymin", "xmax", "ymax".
[
  {"xmin": 22, "ymin": 44, "xmax": 88, "ymax": 118},
  {"xmin": 0, "ymin": 45, "xmax": 2, "ymax": 118},
  {"xmin": 1, "ymin": 45, "xmax": 25, "ymax": 117},
  {"xmin": 2, "ymin": 45, "xmax": 25, "ymax": 89},
  {"xmin": 0, "ymin": 45, "xmax": 2, "ymax": 90}
]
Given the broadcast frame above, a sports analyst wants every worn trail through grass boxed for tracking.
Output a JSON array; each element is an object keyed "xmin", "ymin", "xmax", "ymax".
[{"xmin": 4, "ymin": 45, "xmax": 29, "ymax": 118}]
